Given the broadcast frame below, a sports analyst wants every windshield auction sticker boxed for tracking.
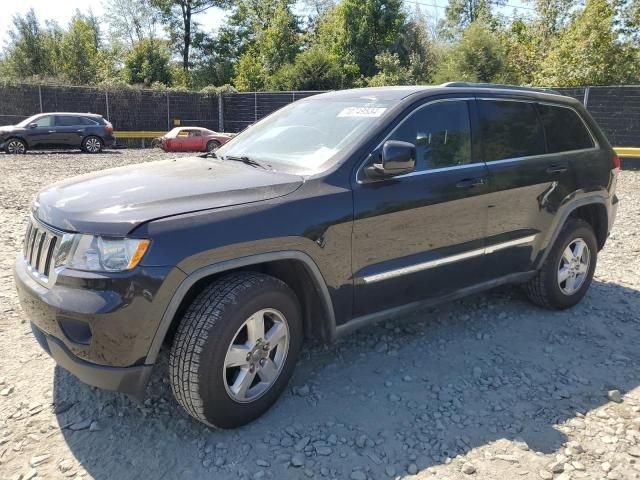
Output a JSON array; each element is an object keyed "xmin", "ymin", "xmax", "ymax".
[{"xmin": 337, "ymin": 107, "xmax": 387, "ymax": 118}]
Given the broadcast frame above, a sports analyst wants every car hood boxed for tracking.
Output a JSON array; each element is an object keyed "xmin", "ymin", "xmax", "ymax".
[{"xmin": 34, "ymin": 157, "xmax": 304, "ymax": 236}]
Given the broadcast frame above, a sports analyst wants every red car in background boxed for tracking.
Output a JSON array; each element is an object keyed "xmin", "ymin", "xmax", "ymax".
[{"xmin": 153, "ymin": 127, "xmax": 232, "ymax": 152}]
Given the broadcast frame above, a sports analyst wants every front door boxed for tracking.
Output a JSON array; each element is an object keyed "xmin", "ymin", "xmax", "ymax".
[
  {"xmin": 26, "ymin": 115, "xmax": 58, "ymax": 148},
  {"xmin": 351, "ymin": 98, "xmax": 491, "ymax": 317}
]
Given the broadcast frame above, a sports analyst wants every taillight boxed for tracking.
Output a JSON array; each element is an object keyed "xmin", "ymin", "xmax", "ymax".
[
  {"xmin": 612, "ymin": 153, "xmax": 621, "ymax": 172},
  {"xmin": 105, "ymin": 123, "xmax": 113, "ymax": 133}
]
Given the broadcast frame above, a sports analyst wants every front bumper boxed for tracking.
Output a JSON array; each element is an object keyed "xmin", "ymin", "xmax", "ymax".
[
  {"xmin": 14, "ymin": 254, "xmax": 186, "ymax": 397},
  {"xmin": 31, "ymin": 322, "xmax": 152, "ymax": 398}
]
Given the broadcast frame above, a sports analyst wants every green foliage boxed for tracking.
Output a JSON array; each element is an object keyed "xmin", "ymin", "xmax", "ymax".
[
  {"xmin": 2, "ymin": 0, "xmax": 640, "ymax": 92},
  {"xmin": 123, "ymin": 39, "xmax": 172, "ymax": 86},
  {"xmin": 435, "ymin": 22, "xmax": 509, "ymax": 83},
  {"xmin": 271, "ymin": 48, "xmax": 344, "ymax": 90},
  {"xmin": 535, "ymin": 0, "xmax": 638, "ymax": 86},
  {"xmin": 59, "ymin": 12, "xmax": 102, "ymax": 85},
  {"xmin": 367, "ymin": 52, "xmax": 413, "ymax": 86}
]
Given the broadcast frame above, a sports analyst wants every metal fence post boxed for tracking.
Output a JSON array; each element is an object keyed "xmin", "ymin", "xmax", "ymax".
[
  {"xmin": 218, "ymin": 95, "xmax": 224, "ymax": 132},
  {"xmin": 254, "ymin": 92, "xmax": 258, "ymax": 122},
  {"xmin": 166, "ymin": 92, "xmax": 171, "ymax": 130},
  {"xmin": 38, "ymin": 85, "xmax": 43, "ymax": 113},
  {"xmin": 105, "ymin": 90, "xmax": 110, "ymax": 120},
  {"xmin": 583, "ymin": 87, "xmax": 591, "ymax": 108}
]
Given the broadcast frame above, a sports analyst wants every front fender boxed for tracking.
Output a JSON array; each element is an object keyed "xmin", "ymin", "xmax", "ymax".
[{"xmin": 144, "ymin": 250, "xmax": 336, "ymax": 364}]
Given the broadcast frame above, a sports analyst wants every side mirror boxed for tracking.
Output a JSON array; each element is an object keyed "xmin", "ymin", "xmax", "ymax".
[
  {"xmin": 28, "ymin": 123, "xmax": 37, "ymax": 129},
  {"xmin": 366, "ymin": 140, "xmax": 416, "ymax": 179}
]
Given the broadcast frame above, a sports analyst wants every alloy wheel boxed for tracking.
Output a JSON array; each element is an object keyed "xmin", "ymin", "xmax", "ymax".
[
  {"xmin": 85, "ymin": 138, "xmax": 101, "ymax": 153},
  {"xmin": 557, "ymin": 237, "xmax": 590, "ymax": 295},
  {"xmin": 223, "ymin": 308, "xmax": 290, "ymax": 403},
  {"xmin": 7, "ymin": 140, "xmax": 25, "ymax": 154}
]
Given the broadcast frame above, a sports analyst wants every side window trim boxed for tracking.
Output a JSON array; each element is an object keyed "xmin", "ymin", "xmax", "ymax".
[{"xmin": 356, "ymin": 97, "xmax": 478, "ymax": 183}]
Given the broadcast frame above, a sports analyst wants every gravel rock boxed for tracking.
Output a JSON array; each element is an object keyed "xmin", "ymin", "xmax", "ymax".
[
  {"xmin": 462, "ymin": 462, "xmax": 477, "ymax": 474},
  {"xmin": 608, "ymin": 390, "xmax": 623, "ymax": 403}
]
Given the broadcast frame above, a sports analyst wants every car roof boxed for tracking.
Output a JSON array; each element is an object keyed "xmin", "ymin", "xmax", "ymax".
[
  {"xmin": 37, "ymin": 112, "xmax": 103, "ymax": 118},
  {"xmin": 305, "ymin": 83, "xmax": 572, "ymax": 105}
]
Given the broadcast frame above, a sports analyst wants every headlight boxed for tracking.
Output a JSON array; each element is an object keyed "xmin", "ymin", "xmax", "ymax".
[{"xmin": 56, "ymin": 234, "xmax": 150, "ymax": 272}]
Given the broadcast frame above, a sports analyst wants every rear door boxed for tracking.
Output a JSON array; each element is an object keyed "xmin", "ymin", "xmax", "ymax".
[
  {"xmin": 479, "ymin": 98, "xmax": 582, "ymax": 278},
  {"xmin": 54, "ymin": 116, "xmax": 86, "ymax": 147},
  {"xmin": 351, "ymin": 98, "xmax": 491, "ymax": 317}
]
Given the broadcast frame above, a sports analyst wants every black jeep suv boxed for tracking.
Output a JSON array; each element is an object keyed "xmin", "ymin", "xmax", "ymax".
[
  {"xmin": 0, "ymin": 112, "xmax": 114, "ymax": 154},
  {"xmin": 15, "ymin": 84, "xmax": 619, "ymax": 428}
]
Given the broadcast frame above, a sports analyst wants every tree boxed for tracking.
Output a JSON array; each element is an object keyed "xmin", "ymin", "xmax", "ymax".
[
  {"xmin": 535, "ymin": 0, "xmax": 639, "ymax": 86},
  {"xmin": 339, "ymin": 0, "xmax": 407, "ymax": 77},
  {"xmin": 59, "ymin": 12, "xmax": 102, "ymax": 84},
  {"xmin": 435, "ymin": 22, "xmax": 510, "ymax": 83},
  {"xmin": 231, "ymin": 0, "xmax": 301, "ymax": 91},
  {"xmin": 367, "ymin": 52, "xmax": 413, "ymax": 86},
  {"xmin": 440, "ymin": 0, "xmax": 504, "ymax": 35},
  {"xmin": 3, "ymin": 9, "xmax": 57, "ymax": 78},
  {"xmin": 152, "ymin": 0, "xmax": 229, "ymax": 72},
  {"xmin": 104, "ymin": 0, "xmax": 161, "ymax": 47},
  {"xmin": 272, "ymin": 47, "xmax": 344, "ymax": 90},
  {"xmin": 529, "ymin": 0, "xmax": 576, "ymax": 40},
  {"xmin": 123, "ymin": 38, "xmax": 172, "ymax": 86}
]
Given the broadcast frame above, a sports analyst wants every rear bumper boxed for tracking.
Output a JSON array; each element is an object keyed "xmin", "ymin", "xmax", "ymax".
[{"xmin": 31, "ymin": 322, "xmax": 152, "ymax": 399}]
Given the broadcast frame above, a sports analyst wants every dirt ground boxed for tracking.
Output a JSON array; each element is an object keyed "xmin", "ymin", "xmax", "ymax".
[{"xmin": 1, "ymin": 149, "xmax": 639, "ymax": 480}]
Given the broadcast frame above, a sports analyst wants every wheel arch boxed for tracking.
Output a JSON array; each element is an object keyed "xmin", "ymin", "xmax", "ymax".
[
  {"xmin": 4, "ymin": 136, "xmax": 29, "ymax": 149},
  {"xmin": 535, "ymin": 194, "xmax": 609, "ymax": 269},
  {"xmin": 145, "ymin": 251, "xmax": 336, "ymax": 364}
]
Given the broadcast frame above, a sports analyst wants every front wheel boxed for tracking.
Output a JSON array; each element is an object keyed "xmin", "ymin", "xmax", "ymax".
[
  {"xmin": 206, "ymin": 140, "xmax": 221, "ymax": 152},
  {"xmin": 169, "ymin": 272, "xmax": 303, "ymax": 428},
  {"xmin": 524, "ymin": 218, "xmax": 597, "ymax": 309},
  {"xmin": 82, "ymin": 135, "xmax": 103, "ymax": 153},
  {"xmin": 4, "ymin": 138, "xmax": 27, "ymax": 154}
]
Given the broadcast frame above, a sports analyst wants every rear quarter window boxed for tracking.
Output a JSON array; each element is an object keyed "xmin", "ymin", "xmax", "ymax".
[{"xmin": 537, "ymin": 103, "xmax": 595, "ymax": 153}]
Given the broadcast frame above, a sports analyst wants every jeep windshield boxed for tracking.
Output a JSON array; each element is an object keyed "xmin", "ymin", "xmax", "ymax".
[{"xmin": 215, "ymin": 97, "xmax": 394, "ymax": 172}]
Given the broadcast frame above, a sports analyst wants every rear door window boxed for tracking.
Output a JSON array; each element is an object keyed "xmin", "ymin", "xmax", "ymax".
[
  {"xmin": 537, "ymin": 103, "xmax": 594, "ymax": 152},
  {"xmin": 389, "ymin": 100, "xmax": 472, "ymax": 171},
  {"xmin": 56, "ymin": 116, "xmax": 83, "ymax": 126},
  {"xmin": 478, "ymin": 100, "xmax": 545, "ymax": 161}
]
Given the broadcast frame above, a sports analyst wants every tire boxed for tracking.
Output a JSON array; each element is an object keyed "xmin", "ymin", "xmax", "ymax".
[
  {"xmin": 150, "ymin": 138, "xmax": 162, "ymax": 149},
  {"xmin": 524, "ymin": 218, "xmax": 597, "ymax": 309},
  {"xmin": 206, "ymin": 140, "xmax": 221, "ymax": 152},
  {"xmin": 4, "ymin": 138, "xmax": 27, "ymax": 154},
  {"xmin": 82, "ymin": 136, "xmax": 103, "ymax": 153},
  {"xmin": 169, "ymin": 272, "xmax": 303, "ymax": 428}
]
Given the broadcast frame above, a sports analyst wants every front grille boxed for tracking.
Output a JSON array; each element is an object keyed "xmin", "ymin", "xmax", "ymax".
[{"xmin": 23, "ymin": 218, "xmax": 62, "ymax": 283}]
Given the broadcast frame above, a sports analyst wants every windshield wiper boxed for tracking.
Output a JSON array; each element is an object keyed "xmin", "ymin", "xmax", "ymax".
[{"xmin": 223, "ymin": 155, "xmax": 269, "ymax": 170}]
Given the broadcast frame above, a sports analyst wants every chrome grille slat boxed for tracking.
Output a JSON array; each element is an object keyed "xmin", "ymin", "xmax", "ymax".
[{"xmin": 22, "ymin": 218, "xmax": 63, "ymax": 285}]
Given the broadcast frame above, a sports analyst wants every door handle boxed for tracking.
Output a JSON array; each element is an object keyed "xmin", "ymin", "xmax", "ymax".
[
  {"xmin": 47, "ymin": 130, "xmax": 56, "ymax": 133},
  {"xmin": 546, "ymin": 164, "xmax": 568, "ymax": 174},
  {"xmin": 456, "ymin": 177, "xmax": 486, "ymax": 188}
]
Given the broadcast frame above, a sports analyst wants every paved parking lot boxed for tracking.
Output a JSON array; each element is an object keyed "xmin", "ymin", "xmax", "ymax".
[{"xmin": 1, "ymin": 150, "xmax": 639, "ymax": 480}]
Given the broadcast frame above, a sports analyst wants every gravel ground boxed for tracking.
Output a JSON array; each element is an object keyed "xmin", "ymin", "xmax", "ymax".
[{"xmin": 1, "ymin": 149, "xmax": 640, "ymax": 480}]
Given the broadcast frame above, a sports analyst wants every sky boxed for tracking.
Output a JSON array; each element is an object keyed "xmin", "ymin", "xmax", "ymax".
[{"xmin": 0, "ymin": 0, "xmax": 532, "ymax": 45}]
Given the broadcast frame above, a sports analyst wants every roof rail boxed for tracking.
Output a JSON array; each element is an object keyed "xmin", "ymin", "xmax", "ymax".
[{"xmin": 440, "ymin": 82, "xmax": 561, "ymax": 95}]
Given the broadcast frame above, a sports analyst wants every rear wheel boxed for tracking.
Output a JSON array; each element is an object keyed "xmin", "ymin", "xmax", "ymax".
[
  {"xmin": 82, "ymin": 136, "xmax": 103, "ymax": 153},
  {"xmin": 169, "ymin": 272, "xmax": 303, "ymax": 428},
  {"xmin": 524, "ymin": 218, "xmax": 597, "ymax": 309},
  {"xmin": 5, "ymin": 138, "xmax": 27, "ymax": 154},
  {"xmin": 206, "ymin": 140, "xmax": 221, "ymax": 152}
]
